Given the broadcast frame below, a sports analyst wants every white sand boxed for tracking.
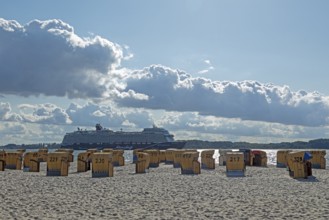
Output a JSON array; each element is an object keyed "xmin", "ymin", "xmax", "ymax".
[{"xmin": 1, "ymin": 162, "xmax": 329, "ymax": 219}]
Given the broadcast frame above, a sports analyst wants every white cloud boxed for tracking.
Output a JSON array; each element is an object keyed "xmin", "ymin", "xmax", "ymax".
[
  {"xmin": 65, "ymin": 102, "xmax": 153, "ymax": 129},
  {"xmin": 1, "ymin": 100, "xmax": 329, "ymax": 145},
  {"xmin": 0, "ymin": 122, "xmax": 67, "ymax": 145},
  {"xmin": 157, "ymin": 111, "xmax": 329, "ymax": 142},
  {"xmin": 198, "ymin": 59, "xmax": 214, "ymax": 74},
  {"xmin": 0, "ymin": 18, "xmax": 123, "ymax": 99},
  {"xmin": 122, "ymin": 44, "xmax": 134, "ymax": 61},
  {"xmin": 115, "ymin": 65, "xmax": 329, "ymax": 126},
  {"xmin": 1, "ymin": 17, "xmax": 329, "ymax": 137},
  {"xmin": 198, "ymin": 69, "xmax": 210, "ymax": 74},
  {"xmin": 0, "ymin": 102, "xmax": 23, "ymax": 121},
  {"xmin": 0, "ymin": 122, "xmax": 26, "ymax": 135},
  {"xmin": 18, "ymin": 103, "xmax": 72, "ymax": 125}
]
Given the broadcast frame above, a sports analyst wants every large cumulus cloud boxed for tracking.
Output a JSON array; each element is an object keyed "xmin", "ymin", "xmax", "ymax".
[
  {"xmin": 116, "ymin": 65, "xmax": 329, "ymax": 126},
  {"xmin": 0, "ymin": 18, "xmax": 123, "ymax": 98},
  {"xmin": 2, "ymin": 18, "xmax": 329, "ymax": 127}
]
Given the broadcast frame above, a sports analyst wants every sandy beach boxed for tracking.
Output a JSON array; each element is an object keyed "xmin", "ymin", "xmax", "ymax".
[{"xmin": 1, "ymin": 161, "xmax": 329, "ymax": 220}]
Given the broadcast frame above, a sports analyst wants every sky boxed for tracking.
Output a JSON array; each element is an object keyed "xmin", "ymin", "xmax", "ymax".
[{"xmin": 1, "ymin": 0, "xmax": 329, "ymax": 145}]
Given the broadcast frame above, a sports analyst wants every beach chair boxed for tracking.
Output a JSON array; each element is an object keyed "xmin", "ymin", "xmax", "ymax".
[
  {"xmin": 47, "ymin": 152, "xmax": 70, "ymax": 176},
  {"xmin": 144, "ymin": 149, "xmax": 160, "ymax": 167},
  {"xmin": 37, "ymin": 148, "xmax": 48, "ymax": 162},
  {"xmin": 287, "ymin": 151, "xmax": 313, "ymax": 179},
  {"xmin": 132, "ymin": 149, "xmax": 143, "ymax": 163},
  {"xmin": 56, "ymin": 149, "xmax": 74, "ymax": 162},
  {"xmin": 218, "ymin": 150, "xmax": 231, "ymax": 166},
  {"xmin": 77, "ymin": 151, "xmax": 93, "ymax": 172},
  {"xmin": 112, "ymin": 150, "xmax": 125, "ymax": 166},
  {"xmin": 135, "ymin": 152, "xmax": 150, "ymax": 174},
  {"xmin": 5, "ymin": 152, "xmax": 23, "ymax": 170},
  {"xmin": 181, "ymin": 152, "xmax": 200, "ymax": 175},
  {"xmin": 276, "ymin": 150, "xmax": 291, "ymax": 168},
  {"xmin": 201, "ymin": 150, "xmax": 215, "ymax": 169},
  {"xmin": 159, "ymin": 150, "xmax": 166, "ymax": 163},
  {"xmin": 173, "ymin": 150, "xmax": 185, "ymax": 168},
  {"xmin": 91, "ymin": 153, "xmax": 114, "ymax": 178},
  {"xmin": 239, "ymin": 149, "xmax": 252, "ymax": 166},
  {"xmin": 251, "ymin": 150, "xmax": 267, "ymax": 167},
  {"xmin": 226, "ymin": 152, "xmax": 245, "ymax": 177},
  {"xmin": 23, "ymin": 152, "xmax": 40, "ymax": 172},
  {"xmin": 309, "ymin": 150, "xmax": 326, "ymax": 169},
  {"xmin": 165, "ymin": 149, "xmax": 176, "ymax": 165},
  {"xmin": 0, "ymin": 151, "xmax": 6, "ymax": 171}
]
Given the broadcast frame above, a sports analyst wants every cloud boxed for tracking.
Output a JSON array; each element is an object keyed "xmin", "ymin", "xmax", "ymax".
[
  {"xmin": 115, "ymin": 65, "xmax": 329, "ymax": 126},
  {"xmin": 66, "ymin": 102, "xmax": 153, "ymax": 129},
  {"xmin": 18, "ymin": 103, "xmax": 72, "ymax": 124},
  {"xmin": 0, "ymin": 122, "xmax": 67, "ymax": 145},
  {"xmin": 2, "ymin": 100, "xmax": 329, "ymax": 145},
  {"xmin": 0, "ymin": 102, "xmax": 23, "ymax": 121},
  {"xmin": 0, "ymin": 18, "xmax": 123, "ymax": 98},
  {"xmin": 157, "ymin": 111, "xmax": 329, "ymax": 142},
  {"xmin": 198, "ymin": 69, "xmax": 210, "ymax": 74},
  {"xmin": 2, "ymin": 18, "xmax": 329, "ymax": 128},
  {"xmin": 122, "ymin": 45, "xmax": 134, "ymax": 61},
  {"xmin": 0, "ymin": 100, "xmax": 154, "ymax": 130},
  {"xmin": 198, "ymin": 59, "xmax": 214, "ymax": 74},
  {"xmin": 0, "ymin": 122, "xmax": 27, "ymax": 136},
  {"xmin": 1, "ymin": 102, "xmax": 72, "ymax": 125}
]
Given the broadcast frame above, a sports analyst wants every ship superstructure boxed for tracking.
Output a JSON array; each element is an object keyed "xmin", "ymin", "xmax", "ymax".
[{"xmin": 61, "ymin": 124, "xmax": 184, "ymax": 150}]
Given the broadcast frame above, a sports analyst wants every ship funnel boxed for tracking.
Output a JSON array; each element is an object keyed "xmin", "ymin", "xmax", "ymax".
[{"xmin": 96, "ymin": 124, "xmax": 103, "ymax": 131}]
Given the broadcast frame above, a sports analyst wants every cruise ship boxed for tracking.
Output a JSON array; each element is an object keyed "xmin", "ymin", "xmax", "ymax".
[{"xmin": 61, "ymin": 124, "xmax": 186, "ymax": 150}]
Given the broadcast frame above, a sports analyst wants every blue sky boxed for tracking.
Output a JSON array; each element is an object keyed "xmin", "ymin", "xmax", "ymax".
[{"xmin": 1, "ymin": 0, "xmax": 329, "ymax": 145}]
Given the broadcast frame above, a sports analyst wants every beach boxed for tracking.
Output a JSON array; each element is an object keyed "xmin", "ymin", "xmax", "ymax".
[{"xmin": 1, "ymin": 160, "xmax": 329, "ymax": 220}]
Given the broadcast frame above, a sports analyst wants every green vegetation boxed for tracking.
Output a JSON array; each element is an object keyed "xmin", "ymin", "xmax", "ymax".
[
  {"xmin": 1, "ymin": 139, "xmax": 329, "ymax": 150},
  {"xmin": 184, "ymin": 138, "xmax": 329, "ymax": 149}
]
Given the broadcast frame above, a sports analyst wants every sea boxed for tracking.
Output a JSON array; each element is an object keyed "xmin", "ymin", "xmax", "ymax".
[{"xmin": 11, "ymin": 149, "xmax": 329, "ymax": 167}]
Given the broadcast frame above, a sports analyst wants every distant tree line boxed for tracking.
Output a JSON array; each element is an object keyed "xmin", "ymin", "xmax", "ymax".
[
  {"xmin": 1, "ymin": 138, "xmax": 328, "ymax": 150},
  {"xmin": 183, "ymin": 138, "xmax": 329, "ymax": 149},
  {"xmin": 1, "ymin": 143, "xmax": 61, "ymax": 150}
]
